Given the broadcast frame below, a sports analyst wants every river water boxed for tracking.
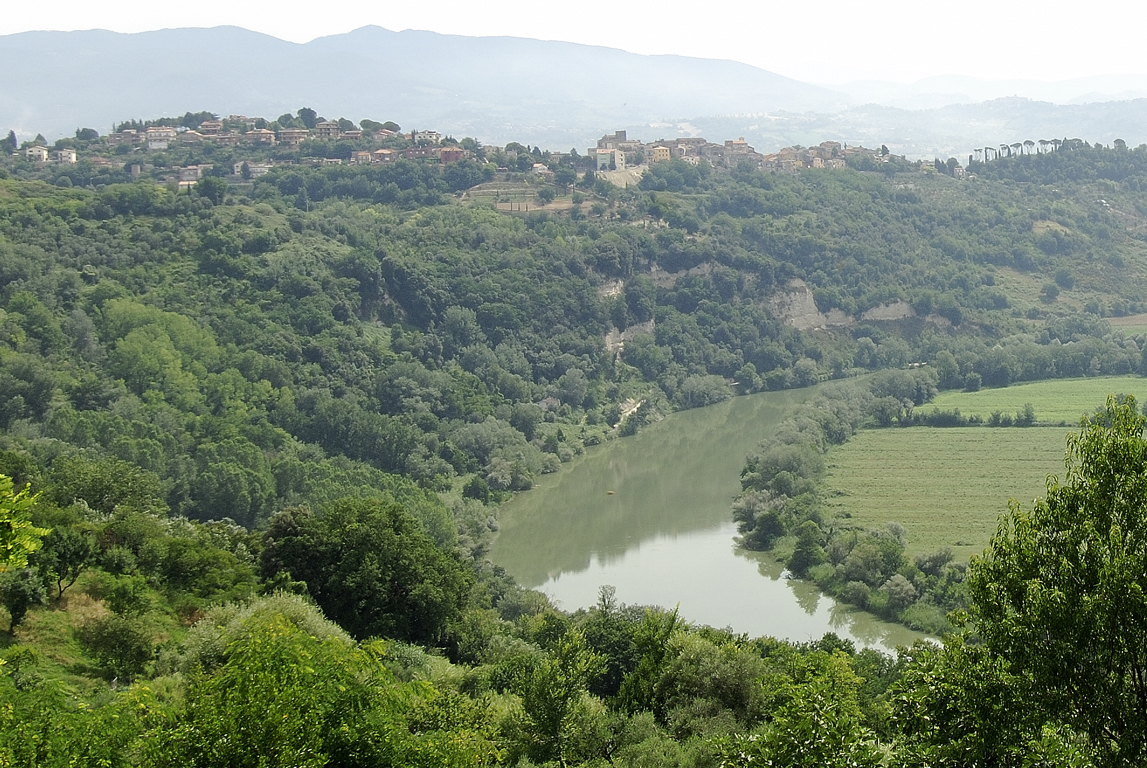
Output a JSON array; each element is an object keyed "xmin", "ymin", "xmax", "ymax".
[{"xmin": 489, "ymin": 388, "xmax": 924, "ymax": 651}]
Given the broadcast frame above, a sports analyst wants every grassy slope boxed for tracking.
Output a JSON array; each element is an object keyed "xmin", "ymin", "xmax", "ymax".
[
  {"xmin": 928, "ymin": 375, "xmax": 1147, "ymax": 424},
  {"xmin": 824, "ymin": 427, "xmax": 1068, "ymax": 560}
]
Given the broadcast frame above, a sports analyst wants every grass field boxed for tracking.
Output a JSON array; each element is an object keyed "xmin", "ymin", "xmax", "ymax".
[
  {"xmin": 1109, "ymin": 313, "xmax": 1147, "ymax": 336},
  {"xmin": 927, "ymin": 375, "xmax": 1147, "ymax": 425},
  {"xmin": 824, "ymin": 427, "xmax": 1069, "ymax": 560}
]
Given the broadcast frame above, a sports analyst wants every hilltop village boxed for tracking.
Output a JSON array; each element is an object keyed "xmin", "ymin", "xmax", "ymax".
[{"xmin": 4, "ymin": 108, "xmax": 937, "ymax": 192}]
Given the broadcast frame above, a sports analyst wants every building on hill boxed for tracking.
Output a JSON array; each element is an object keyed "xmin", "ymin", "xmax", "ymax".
[
  {"xmin": 179, "ymin": 130, "xmax": 205, "ymax": 145},
  {"xmin": 350, "ymin": 150, "xmax": 373, "ymax": 165},
  {"xmin": 146, "ymin": 126, "xmax": 175, "ymax": 150},
  {"xmin": 411, "ymin": 130, "xmax": 442, "ymax": 145},
  {"xmin": 244, "ymin": 128, "xmax": 276, "ymax": 145},
  {"xmin": 597, "ymin": 130, "xmax": 627, "ymax": 149},
  {"xmin": 595, "ymin": 147, "xmax": 626, "ymax": 171},
  {"xmin": 341, "ymin": 129, "xmax": 363, "ymax": 140},
  {"xmin": 314, "ymin": 121, "xmax": 340, "ymax": 139},
  {"xmin": 278, "ymin": 128, "xmax": 309, "ymax": 146},
  {"xmin": 52, "ymin": 148, "xmax": 77, "ymax": 164},
  {"xmin": 405, "ymin": 146, "xmax": 441, "ymax": 160},
  {"xmin": 439, "ymin": 146, "xmax": 465, "ymax": 164},
  {"xmin": 211, "ymin": 133, "xmax": 241, "ymax": 146},
  {"xmin": 24, "ymin": 145, "xmax": 48, "ymax": 162},
  {"xmin": 372, "ymin": 148, "xmax": 398, "ymax": 163},
  {"xmin": 232, "ymin": 161, "xmax": 273, "ymax": 178},
  {"xmin": 198, "ymin": 120, "xmax": 223, "ymax": 135},
  {"xmin": 178, "ymin": 164, "xmax": 213, "ymax": 189},
  {"xmin": 649, "ymin": 144, "xmax": 672, "ymax": 163},
  {"xmin": 227, "ymin": 115, "xmax": 256, "ymax": 130}
]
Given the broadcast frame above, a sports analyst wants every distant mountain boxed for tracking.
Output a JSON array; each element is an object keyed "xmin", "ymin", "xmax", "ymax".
[
  {"xmin": 0, "ymin": 26, "xmax": 846, "ymax": 147},
  {"xmin": 829, "ymin": 74, "xmax": 1147, "ymax": 110},
  {"xmin": 677, "ymin": 97, "xmax": 1147, "ymax": 160},
  {"xmin": 6, "ymin": 25, "xmax": 1147, "ymax": 157}
]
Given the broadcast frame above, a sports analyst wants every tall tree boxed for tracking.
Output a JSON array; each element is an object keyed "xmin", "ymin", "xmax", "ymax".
[{"xmin": 969, "ymin": 395, "xmax": 1147, "ymax": 766}]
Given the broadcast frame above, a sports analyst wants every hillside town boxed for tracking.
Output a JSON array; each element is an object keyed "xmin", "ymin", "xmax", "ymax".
[
  {"xmin": 589, "ymin": 130, "xmax": 887, "ymax": 173},
  {"xmin": 4, "ymin": 108, "xmax": 928, "ymax": 191}
]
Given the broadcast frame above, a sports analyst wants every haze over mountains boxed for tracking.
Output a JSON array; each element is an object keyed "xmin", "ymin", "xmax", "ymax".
[{"xmin": 5, "ymin": 24, "xmax": 1147, "ymax": 158}]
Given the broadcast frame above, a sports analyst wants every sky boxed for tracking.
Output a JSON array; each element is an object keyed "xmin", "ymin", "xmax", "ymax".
[{"xmin": 3, "ymin": 0, "xmax": 1145, "ymax": 84}]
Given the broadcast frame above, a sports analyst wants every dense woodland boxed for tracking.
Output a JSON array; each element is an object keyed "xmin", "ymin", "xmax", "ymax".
[{"xmin": 3, "ymin": 133, "xmax": 1147, "ymax": 765}]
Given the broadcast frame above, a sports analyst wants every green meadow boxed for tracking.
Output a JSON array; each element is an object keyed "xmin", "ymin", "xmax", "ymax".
[
  {"xmin": 927, "ymin": 375, "xmax": 1147, "ymax": 424},
  {"xmin": 824, "ymin": 426, "xmax": 1069, "ymax": 559}
]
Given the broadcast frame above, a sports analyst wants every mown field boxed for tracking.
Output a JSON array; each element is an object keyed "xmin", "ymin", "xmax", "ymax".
[
  {"xmin": 824, "ymin": 427, "xmax": 1069, "ymax": 559},
  {"xmin": 927, "ymin": 375, "xmax": 1147, "ymax": 424}
]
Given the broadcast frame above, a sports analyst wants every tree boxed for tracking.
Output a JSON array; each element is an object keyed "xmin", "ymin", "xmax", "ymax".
[
  {"xmin": 195, "ymin": 176, "xmax": 227, "ymax": 205},
  {"xmin": 260, "ymin": 499, "xmax": 472, "ymax": 644},
  {"xmin": 968, "ymin": 395, "xmax": 1147, "ymax": 766},
  {"xmin": 4, "ymin": 130, "xmax": 15, "ymax": 152},
  {"xmin": 34, "ymin": 526, "xmax": 94, "ymax": 598},
  {"xmin": 511, "ymin": 628, "xmax": 605, "ymax": 766},
  {"xmin": 296, "ymin": 107, "xmax": 318, "ymax": 129},
  {"xmin": 0, "ymin": 474, "xmax": 47, "ymax": 573},
  {"xmin": 0, "ymin": 567, "xmax": 46, "ymax": 631}
]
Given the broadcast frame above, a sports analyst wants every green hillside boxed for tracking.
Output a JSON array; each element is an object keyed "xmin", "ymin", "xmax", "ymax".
[{"xmin": 4, "ymin": 136, "xmax": 1147, "ymax": 765}]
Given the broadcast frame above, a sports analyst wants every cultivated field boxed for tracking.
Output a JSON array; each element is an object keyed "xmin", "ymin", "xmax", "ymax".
[
  {"xmin": 927, "ymin": 375, "xmax": 1147, "ymax": 425},
  {"xmin": 824, "ymin": 427, "xmax": 1069, "ymax": 560}
]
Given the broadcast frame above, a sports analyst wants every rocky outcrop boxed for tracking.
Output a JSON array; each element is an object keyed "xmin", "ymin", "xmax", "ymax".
[
  {"xmin": 605, "ymin": 319, "xmax": 655, "ymax": 354},
  {"xmin": 861, "ymin": 301, "xmax": 915, "ymax": 321},
  {"xmin": 766, "ymin": 279, "xmax": 852, "ymax": 331}
]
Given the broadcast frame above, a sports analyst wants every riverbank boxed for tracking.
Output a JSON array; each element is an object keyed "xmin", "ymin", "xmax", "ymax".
[{"xmin": 488, "ymin": 386, "xmax": 924, "ymax": 651}]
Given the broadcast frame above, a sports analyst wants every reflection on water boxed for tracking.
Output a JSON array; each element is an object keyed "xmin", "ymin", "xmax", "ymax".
[
  {"xmin": 490, "ymin": 388, "xmax": 925, "ymax": 652},
  {"xmin": 533, "ymin": 522, "xmax": 921, "ymax": 650}
]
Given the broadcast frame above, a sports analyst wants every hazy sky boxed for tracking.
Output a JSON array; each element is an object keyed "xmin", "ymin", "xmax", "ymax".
[{"xmin": 3, "ymin": 0, "xmax": 1143, "ymax": 84}]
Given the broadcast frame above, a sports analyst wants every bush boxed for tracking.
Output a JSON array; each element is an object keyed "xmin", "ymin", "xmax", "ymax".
[
  {"xmin": 77, "ymin": 614, "xmax": 153, "ymax": 679},
  {"xmin": 0, "ymin": 568, "xmax": 46, "ymax": 631}
]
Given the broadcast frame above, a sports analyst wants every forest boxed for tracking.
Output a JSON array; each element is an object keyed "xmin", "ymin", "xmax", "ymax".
[{"xmin": 3, "ymin": 134, "xmax": 1147, "ymax": 765}]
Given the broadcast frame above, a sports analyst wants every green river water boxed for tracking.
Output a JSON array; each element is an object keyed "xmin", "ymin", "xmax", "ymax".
[{"xmin": 489, "ymin": 388, "xmax": 924, "ymax": 651}]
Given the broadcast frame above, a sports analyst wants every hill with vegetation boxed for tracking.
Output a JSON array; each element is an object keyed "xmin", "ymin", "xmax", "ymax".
[{"xmin": 3, "ymin": 131, "xmax": 1147, "ymax": 765}]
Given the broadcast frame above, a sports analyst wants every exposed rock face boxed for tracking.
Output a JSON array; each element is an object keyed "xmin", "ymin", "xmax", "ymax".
[
  {"xmin": 766, "ymin": 279, "xmax": 852, "ymax": 330},
  {"xmin": 598, "ymin": 279, "xmax": 625, "ymax": 298},
  {"xmin": 861, "ymin": 301, "xmax": 915, "ymax": 321},
  {"xmin": 604, "ymin": 319, "xmax": 655, "ymax": 354}
]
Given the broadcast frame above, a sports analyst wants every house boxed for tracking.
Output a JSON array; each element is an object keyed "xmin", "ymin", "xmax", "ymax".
[
  {"xmin": 198, "ymin": 120, "xmax": 223, "ymax": 135},
  {"xmin": 375, "ymin": 129, "xmax": 398, "ymax": 140},
  {"xmin": 314, "ymin": 121, "xmax": 340, "ymax": 139},
  {"xmin": 52, "ymin": 148, "xmax": 77, "ymax": 164},
  {"xmin": 233, "ymin": 161, "xmax": 273, "ymax": 178},
  {"xmin": 649, "ymin": 145, "xmax": 672, "ymax": 163},
  {"xmin": 439, "ymin": 146, "xmax": 465, "ymax": 164},
  {"xmin": 179, "ymin": 131, "xmax": 205, "ymax": 145},
  {"xmin": 179, "ymin": 166, "xmax": 207, "ymax": 182},
  {"xmin": 227, "ymin": 115, "xmax": 256, "ymax": 130},
  {"xmin": 210, "ymin": 133, "xmax": 241, "ymax": 146},
  {"xmin": 108, "ymin": 130, "xmax": 140, "ymax": 146},
  {"xmin": 24, "ymin": 146, "xmax": 49, "ymax": 162},
  {"xmin": 278, "ymin": 128, "xmax": 309, "ymax": 146},
  {"xmin": 411, "ymin": 130, "xmax": 442, "ymax": 145},
  {"xmin": 177, "ymin": 164, "xmax": 213, "ymax": 190},
  {"xmin": 340, "ymin": 130, "xmax": 363, "ymax": 141},
  {"xmin": 372, "ymin": 148, "xmax": 398, "ymax": 163},
  {"xmin": 146, "ymin": 126, "xmax": 176, "ymax": 150},
  {"xmin": 531, "ymin": 162, "xmax": 553, "ymax": 177},
  {"xmin": 404, "ymin": 146, "xmax": 441, "ymax": 160},
  {"xmin": 594, "ymin": 147, "xmax": 625, "ymax": 171},
  {"xmin": 244, "ymin": 128, "xmax": 276, "ymax": 145},
  {"xmin": 350, "ymin": 151, "xmax": 374, "ymax": 165}
]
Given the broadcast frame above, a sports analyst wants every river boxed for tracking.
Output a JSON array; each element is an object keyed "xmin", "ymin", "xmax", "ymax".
[{"xmin": 489, "ymin": 388, "xmax": 924, "ymax": 651}]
